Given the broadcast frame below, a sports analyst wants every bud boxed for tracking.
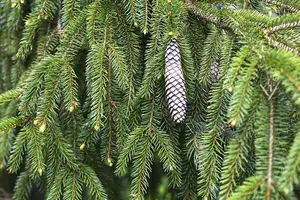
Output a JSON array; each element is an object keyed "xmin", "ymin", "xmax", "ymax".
[
  {"xmin": 39, "ymin": 123, "xmax": 46, "ymax": 133},
  {"xmin": 0, "ymin": 163, "xmax": 2, "ymax": 170},
  {"xmin": 25, "ymin": 19, "xmax": 30, "ymax": 26},
  {"xmin": 168, "ymin": 31, "xmax": 174, "ymax": 36},
  {"xmin": 11, "ymin": 2, "xmax": 18, "ymax": 8},
  {"xmin": 134, "ymin": 22, "xmax": 138, "ymax": 28},
  {"xmin": 69, "ymin": 105, "xmax": 75, "ymax": 112},
  {"xmin": 268, "ymin": 11, "xmax": 272, "ymax": 17},
  {"xmin": 38, "ymin": 168, "xmax": 43, "ymax": 176},
  {"xmin": 284, "ymin": 187, "xmax": 289, "ymax": 194},
  {"xmin": 228, "ymin": 85, "xmax": 233, "ymax": 92},
  {"xmin": 107, "ymin": 157, "xmax": 113, "ymax": 167},
  {"xmin": 94, "ymin": 124, "xmax": 100, "ymax": 131},
  {"xmin": 34, "ymin": 119, "xmax": 40, "ymax": 125},
  {"xmin": 80, "ymin": 142, "xmax": 86, "ymax": 151},
  {"xmin": 8, "ymin": 169, "xmax": 12, "ymax": 174},
  {"xmin": 231, "ymin": 118, "xmax": 237, "ymax": 127},
  {"xmin": 20, "ymin": 0, "xmax": 24, "ymax": 3},
  {"xmin": 168, "ymin": 0, "xmax": 171, "ymax": 3},
  {"xmin": 143, "ymin": 29, "xmax": 147, "ymax": 35},
  {"xmin": 297, "ymin": 97, "xmax": 300, "ymax": 105}
]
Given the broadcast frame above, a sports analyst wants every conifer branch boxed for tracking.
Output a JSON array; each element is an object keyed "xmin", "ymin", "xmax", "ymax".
[
  {"xmin": 264, "ymin": 0, "xmax": 300, "ymax": 12},
  {"xmin": 71, "ymin": 171, "xmax": 77, "ymax": 200},
  {"xmin": 7, "ymin": 129, "xmax": 28, "ymax": 173},
  {"xmin": 0, "ymin": 117, "xmax": 20, "ymax": 132},
  {"xmin": 280, "ymin": 121, "xmax": 300, "ymax": 191},
  {"xmin": 267, "ymin": 98, "xmax": 274, "ymax": 200},
  {"xmin": 278, "ymin": 68, "xmax": 300, "ymax": 92},
  {"xmin": 228, "ymin": 177, "xmax": 267, "ymax": 200},
  {"xmin": 12, "ymin": 171, "xmax": 32, "ymax": 200},
  {"xmin": 118, "ymin": 14, "xmax": 135, "ymax": 113},
  {"xmin": 265, "ymin": 21, "xmax": 300, "ymax": 35},
  {"xmin": 57, "ymin": 0, "xmax": 62, "ymax": 35},
  {"xmin": 28, "ymin": 125, "xmax": 44, "ymax": 176},
  {"xmin": 0, "ymin": 89, "xmax": 21, "ymax": 106},
  {"xmin": 107, "ymin": 53, "xmax": 113, "ymax": 165},
  {"xmin": 225, "ymin": 46, "xmax": 253, "ymax": 91},
  {"xmin": 47, "ymin": 168, "xmax": 67, "ymax": 200},
  {"xmin": 260, "ymin": 72, "xmax": 280, "ymax": 200},
  {"xmin": 2, "ymin": 0, "xmax": 300, "ymax": 199},
  {"xmin": 265, "ymin": 36, "xmax": 300, "ymax": 56},
  {"xmin": 186, "ymin": 1, "xmax": 234, "ymax": 31}
]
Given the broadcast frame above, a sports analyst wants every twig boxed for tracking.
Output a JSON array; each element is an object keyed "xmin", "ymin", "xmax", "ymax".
[
  {"xmin": 261, "ymin": 72, "xmax": 279, "ymax": 200},
  {"xmin": 107, "ymin": 50, "xmax": 113, "ymax": 165},
  {"xmin": 57, "ymin": 0, "xmax": 62, "ymax": 35},
  {"xmin": 264, "ymin": 0, "xmax": 300, "ymax": 13},
  {"xmin": 267, "ymin": 96, "xmax": 274, "ymax": 200},
  {"xmin": 243, "ymin": 0, "xmax": 247, "ymax": 9},
  {"xmin": 263, "ymin": 29, "xmax": 300, "ymax": 56}
]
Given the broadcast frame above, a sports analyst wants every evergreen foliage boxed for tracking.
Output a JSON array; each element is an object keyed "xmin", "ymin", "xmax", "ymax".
[{"xmin": 0, "ymin": 0, "xmax": 300, "ymax": 199}]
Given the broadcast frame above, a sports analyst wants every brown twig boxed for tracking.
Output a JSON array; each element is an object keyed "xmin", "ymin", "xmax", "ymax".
[
  {"xmin": 243, "ymin": 0, "xmax": 247, "ymax": 9},
  {"xmin": 260, "ymin": 72, "xmax": 279, "ymax": 200}
]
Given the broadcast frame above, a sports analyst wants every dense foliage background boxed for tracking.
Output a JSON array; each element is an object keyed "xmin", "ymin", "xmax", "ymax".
[{"xmin": 0, "ymin": 0, "xmax": 300, "ymax": 199}]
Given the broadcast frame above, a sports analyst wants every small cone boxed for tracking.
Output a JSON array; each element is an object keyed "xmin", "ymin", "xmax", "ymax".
[
  {"xmin": 211, "ymin": 60, "xmax": 220, "ymax": 83},
  {"xmin": 164, "ymin": 39, "xmax": 187, "ymax": 123}
]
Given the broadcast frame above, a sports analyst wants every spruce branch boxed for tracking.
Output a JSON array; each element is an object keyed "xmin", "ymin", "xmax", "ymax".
[
  {"xmin": 63, "ymin": 170, "xmax": 83, "ymax": 200},
  {"xmin": 265, "ymin": 19, "xmax": 300, "ymax": 35},
  {"xmin": 280, "ymin": 121, "xmax": 300, "ymax": 193},
  {"xmin": 219, "ymin": 113, "xmax": 256, "ymax": 200},
  {"xmin": 186, "ymin": 1, "xmax": 234, "ymax": 31},
  {"xmin": 117, "ymin": 12, "xmax": 137, "ymax": 113},
  {"xmin": 12, "ymin": 171, "xmax": 32, "ymax": 200},
  {"xmin": 264, "ymin": 35, "xmax": 300, "ymax": 56},
  {"xmin": 62, "ymin": 0, "xmax": 79, "ymax": 26},
  {"xmin": 0, "ymin": 89, "xmax": 21, "ymax": 106},
  {"xmin": 228, "ymin": 176, "xmax": 267, "ymax": 200},
  {"xmin": 260, "ymin": 72, "xmax": 280, "ymax": 200},
  {"xmin": 27, "ymin": 125, "xmax": 45, "ymax": 177},
  {"xmin": 267, "ymin": 97, "xmax": 274, "ymax": 200},
  {"xmin": 264, "ymin": 0, "xmax": 300, "ymax": 12},
  {"xmin": 116, "ymin": 127, "xmax": 144, "ymax": 176},
  {"xmin": 7, "ymin": 129, "xmax": 28, "ymax": 173},
  {"xmin": 153, "ymin": 130, "xmax": 181, "ymax": 186},
  {"xmin": 0, "ymin": 117, "xmax": 20, "ymax": 132},
  {"xmin": 227, "ymin": 56, "xmax": 259, "ymax": 127},
  {"xmin": 107, "ymin": 52, "xmax": 113, "ymax": 166},
  {"xmin": 130, "ymin": 134, "xmax": 153, "ymax": 199},
  {"xmin": 47, "ymin": 168, "xmax": 67, "ymax": 200}
]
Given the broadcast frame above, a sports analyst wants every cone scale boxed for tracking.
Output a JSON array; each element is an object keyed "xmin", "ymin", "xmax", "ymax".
[{"xmin": 164, "ymin": 39, "xmax": 187, "ymax": 123}]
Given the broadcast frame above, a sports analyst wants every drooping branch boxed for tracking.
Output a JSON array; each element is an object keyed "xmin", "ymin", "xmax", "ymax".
[
  {"xmin": 185, "ymin": 0, "xmax": 234, "ymax": 31},
  {"xmin": 266, "ymin": 96, "xmax": 274, "ymax": 200},
  {"xmin": 260, "ymin": 72, "xmax": 280, "ymax": 200},
  {"xmin": 107, "ymin": 50, "xmax": 113, "ymax": 167},
  {"xmin": 57, "ymin": 0, "xmax": 62, "ymax": 35},
  {"xmin": 263, "ymin": 29, "xmax": 300, "ymax": 56},
  {"xmin": 264, "ymin": 0, "xmax": 300, "ymax": 13}
]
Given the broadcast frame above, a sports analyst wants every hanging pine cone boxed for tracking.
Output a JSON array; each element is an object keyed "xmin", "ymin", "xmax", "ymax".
[
  {"xmin": 211, "ymin": 59, "xmax": 220, "ymax": 83},
  {"xmin": 164, "ymin": 39, "xmax": 187, "ymax": 123}
]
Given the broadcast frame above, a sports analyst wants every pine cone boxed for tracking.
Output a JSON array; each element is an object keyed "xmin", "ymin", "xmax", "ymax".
[
  {"xmin": 164, "ymin": 39, "xmax": 187, "ymax": 123},
  {"xmin": 211, "ymin": 59, "xmax": 220, "ymax": 83}
]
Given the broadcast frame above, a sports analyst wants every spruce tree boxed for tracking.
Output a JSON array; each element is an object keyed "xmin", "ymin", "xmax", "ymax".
[{"xmin": 0, "ymin": 0, "xmax": 300, "ymax": 199}]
